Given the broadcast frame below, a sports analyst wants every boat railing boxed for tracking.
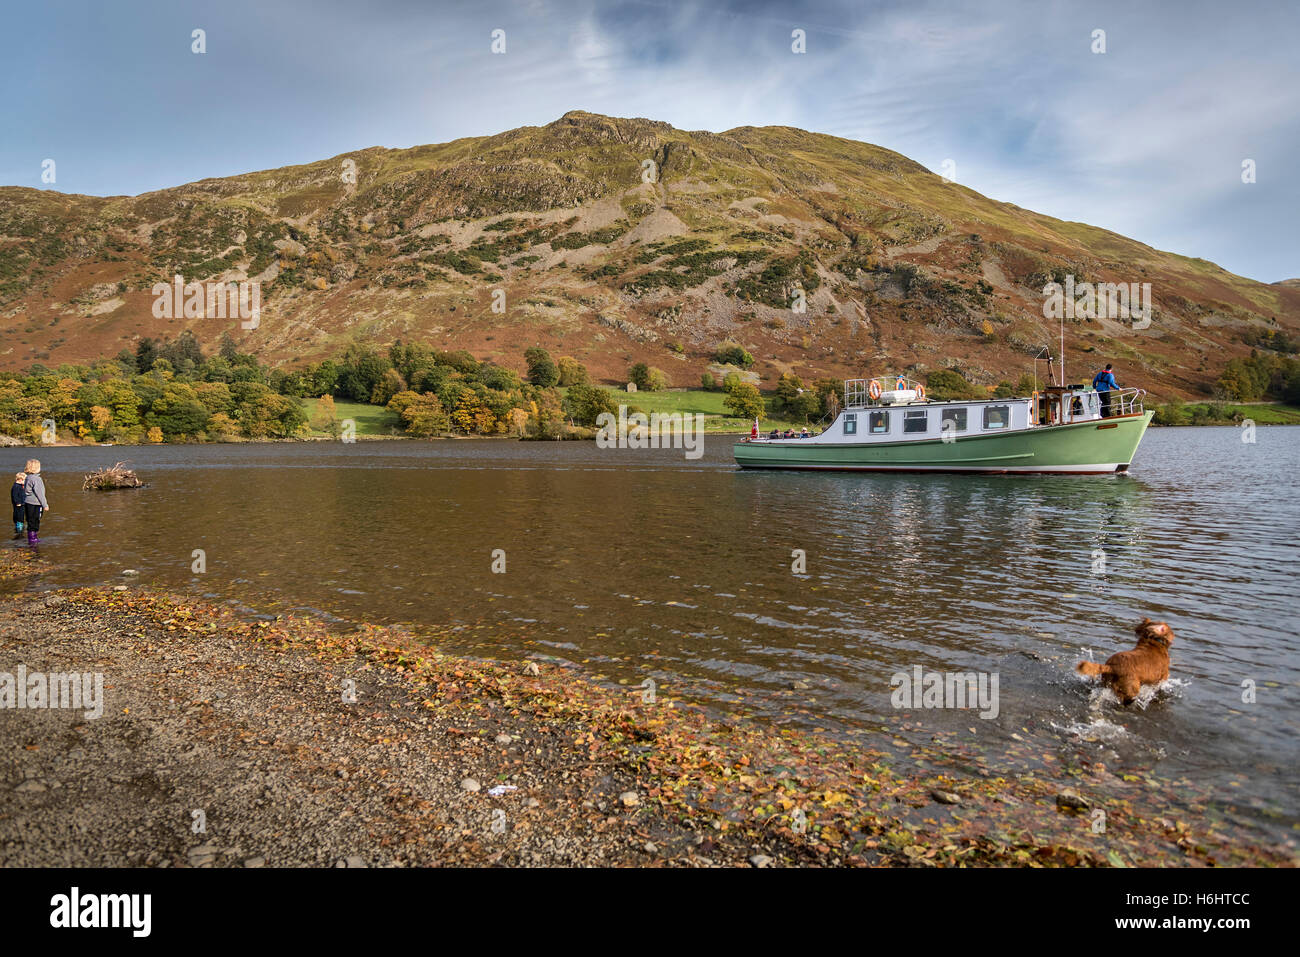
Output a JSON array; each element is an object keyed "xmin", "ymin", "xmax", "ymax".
[
  {"xmin": 845, "ymin": 375, "xmax": 926, "ymax": 408},
  {"xmin": 842, "ymin": 378, "xmax": 1146, "ymax": 416},
  {"xmin": 1109, "ymin": 388, "xmax": 1146, "ymax": 416}
]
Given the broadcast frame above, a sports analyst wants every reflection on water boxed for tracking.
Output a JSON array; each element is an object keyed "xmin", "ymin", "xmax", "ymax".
[{"xmin": 14, "ymin": 426, "xmax": 1300, "ymax": 845}]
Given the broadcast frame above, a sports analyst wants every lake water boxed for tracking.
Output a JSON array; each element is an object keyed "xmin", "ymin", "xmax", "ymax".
[{"xmin": 12, "ymin": 426, "xmax": 1299, "ymax": 850}]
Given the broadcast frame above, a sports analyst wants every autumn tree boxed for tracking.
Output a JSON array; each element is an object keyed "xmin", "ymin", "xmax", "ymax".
[
  {"xmin": 393, "ymin": 393, "xmax": 450, "ymax": 437},
  {"xmin": 507, "ymin": 407, "xmax": 530, "ymax": 436},
  {"xmin": 528, "ymin": 390, "xmax": 565, "ymax": 438},
  {"xmin": 723, "ymin": 382, "xmax": 765, "ymax": 420},
  {"xmin": 524, "ymin": 347, "xmax": 560, "ymax": 387},
  {"xmin": 90, "ymin": 405, "xmax": 113, "ymax": 439},
  {"xmin": 563, "ymin": 383, "xmax": 617, "ymax": 426},
  {"xmin": 207, "ymin": 412, "xmax": 238, "ymax": 439},
  {"xmin": 557, "ymin": 356, "xmax": 589, "ymax": 387},
  {"xmin": 370, "ymin": 368, "xmax": 408, "ymax": 405},
  {"xmin": 311, "ymin": 394, "xmax": 341, "ymax": 438}
]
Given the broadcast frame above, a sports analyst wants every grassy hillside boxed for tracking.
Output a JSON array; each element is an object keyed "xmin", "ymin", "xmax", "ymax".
[{"xmin": 2, "ymin": 111, "xmax": 1296, "ymax": 403}]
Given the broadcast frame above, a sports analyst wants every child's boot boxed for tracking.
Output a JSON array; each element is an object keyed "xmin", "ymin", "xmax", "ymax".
[{"xmin": 26, "ymin": 530, "xmax": 36, "ymax": 545}]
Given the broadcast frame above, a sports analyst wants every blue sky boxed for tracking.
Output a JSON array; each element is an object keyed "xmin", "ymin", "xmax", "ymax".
[{"xmin": 2, "ymin": 0, "xmax": 1296, "ymax": 282}]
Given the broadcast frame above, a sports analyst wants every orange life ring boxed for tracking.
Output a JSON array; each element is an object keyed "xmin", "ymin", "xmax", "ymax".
[
  {"xmin": 868, "ymin": 379, "xmax": 882, "ymax": 399},
  {"xmin": 896, "ymin": 376, "xmax": 908, "ymax": 391},
  {"xmin": 915, "ymin": 384, "xmax": 926, "ymax": 399}
]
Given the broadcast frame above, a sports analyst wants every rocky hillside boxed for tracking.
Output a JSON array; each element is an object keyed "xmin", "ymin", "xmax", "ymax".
[{"xmin": 2, "ymin": 110, "xmax": 1296, "ymax": 398}]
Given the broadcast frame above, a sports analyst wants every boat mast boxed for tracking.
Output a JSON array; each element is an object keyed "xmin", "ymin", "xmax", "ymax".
[{"xmin": 1059, "ymin": 313, "xmax": 1065, "ymax": 386}]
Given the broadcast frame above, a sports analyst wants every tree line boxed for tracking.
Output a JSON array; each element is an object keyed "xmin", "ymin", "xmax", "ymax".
[
  {"xmin": 1, "ymin": 333, "xmax": 304, "ymax": 443},
  {"xmin": 0, "ymin": 334, "xmax": 619, "ymax": 443},
  {"xmin": 1214, "ymin": 352, "xmax": 1300, "ymax": 403}
]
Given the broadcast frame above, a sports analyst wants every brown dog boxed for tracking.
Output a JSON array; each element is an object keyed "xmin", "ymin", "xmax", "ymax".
[{"xmin": 1076, "ymin": 618, "xmax": 1174, "ymax": 705}]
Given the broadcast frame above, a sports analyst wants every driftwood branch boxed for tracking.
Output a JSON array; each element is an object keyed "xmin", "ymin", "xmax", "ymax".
[{"xmin": 82, "ymin": 462, "xmax": 145, "ymax": 491}]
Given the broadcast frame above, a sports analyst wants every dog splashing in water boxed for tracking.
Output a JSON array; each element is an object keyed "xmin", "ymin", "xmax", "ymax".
[{"xmin": 1076, "ymin": 618, "xmax": 1175, "ymax": 705}]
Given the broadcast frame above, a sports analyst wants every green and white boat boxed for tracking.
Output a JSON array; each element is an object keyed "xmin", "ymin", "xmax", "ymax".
[{"xmin": 734, "ymin": 375, "xmax": 1152, "ymax": 475}]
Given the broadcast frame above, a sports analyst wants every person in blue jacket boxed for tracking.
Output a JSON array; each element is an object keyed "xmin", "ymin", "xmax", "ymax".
[
  {"xmin": 11, "ymin": 472, "xmax": 26, "ymax": 533},
  {"xmin": 1092, "ymin": 363, "xmax": 1120, "ymax": 418}
]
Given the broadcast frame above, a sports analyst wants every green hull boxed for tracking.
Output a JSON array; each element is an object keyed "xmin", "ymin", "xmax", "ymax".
[{"xmin": 734, "ymin": 411, "xmax": 1153, "ymax": 474}]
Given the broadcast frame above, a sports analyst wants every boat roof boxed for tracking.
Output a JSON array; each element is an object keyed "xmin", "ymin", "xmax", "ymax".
[
  {"xmin": 845, "ymin": 394, "xmax": 1048, "ymax": 408},
  {"xmin": 843, "ymin": 375, "xmax": 1069, "ymax": 410}
]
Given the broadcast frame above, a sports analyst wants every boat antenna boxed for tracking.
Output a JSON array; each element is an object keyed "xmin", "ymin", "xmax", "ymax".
[{"xmin": 1060, "ymin": 313, "xmax": 1066, "ymax": 386}]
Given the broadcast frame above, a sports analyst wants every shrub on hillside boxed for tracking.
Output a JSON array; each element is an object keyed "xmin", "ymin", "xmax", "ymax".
[
  {"xmin": 714, "ymin": 341, "xmax": 754, "ymax": 368},
  {"xmin": 924, "ymin": 369, "xmax": 982, "ymax": 401}
]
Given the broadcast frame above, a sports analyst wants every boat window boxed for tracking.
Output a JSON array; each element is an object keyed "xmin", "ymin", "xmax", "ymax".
[
  {"xmin": 941, "ymin": 408, "xmax": 967, "ymax": 433},
  {"xmin": 869, "ymin": 411, "xmax": 890, "ymax": 434},
  {"xmin": 983, "ymin": 405, "xmax": 1011, "ymax": 430},
  {"xmin": 903, "ymin": 410, "xmax": 928, "ymax": 433},
  {"xmin": 843, "ymin": 413, "xmax": 857, "ymax": 435}
]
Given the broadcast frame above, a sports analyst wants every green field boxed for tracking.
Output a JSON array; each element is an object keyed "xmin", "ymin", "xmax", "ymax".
[
  {"xmin": 593, "ymin": 387, "xmax": 816, "ymax": 433},
  {"xmin": 301, "ymin": 389, "xmax": 817, "ymax": 439},
  {"xmin": 1153, "ymin": 401, "xmax": 1300, "ymax": 426},
  {"xmin": 1226, "ymin": 403, "xmax": 1300, "ymax": 425},
  {"xmin": 301, "ymin": 398, "xmax": 402, "ymax": 437}
]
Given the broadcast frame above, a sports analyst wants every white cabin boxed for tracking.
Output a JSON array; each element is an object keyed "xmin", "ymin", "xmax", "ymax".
[{"xmin": 757, "ymin": 375, "xmax": 1141, "ymax": 445}]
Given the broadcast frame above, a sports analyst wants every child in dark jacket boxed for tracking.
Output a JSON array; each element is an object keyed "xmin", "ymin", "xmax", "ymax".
[{"xmin": 11, "ymin": 472, "xmax": 25, "ymax": 533}]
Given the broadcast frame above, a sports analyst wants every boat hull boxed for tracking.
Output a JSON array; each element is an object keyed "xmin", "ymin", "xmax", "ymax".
[{"xmin": 734, "ymin": 411, "xmax": 1153, "ymax": 474}]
